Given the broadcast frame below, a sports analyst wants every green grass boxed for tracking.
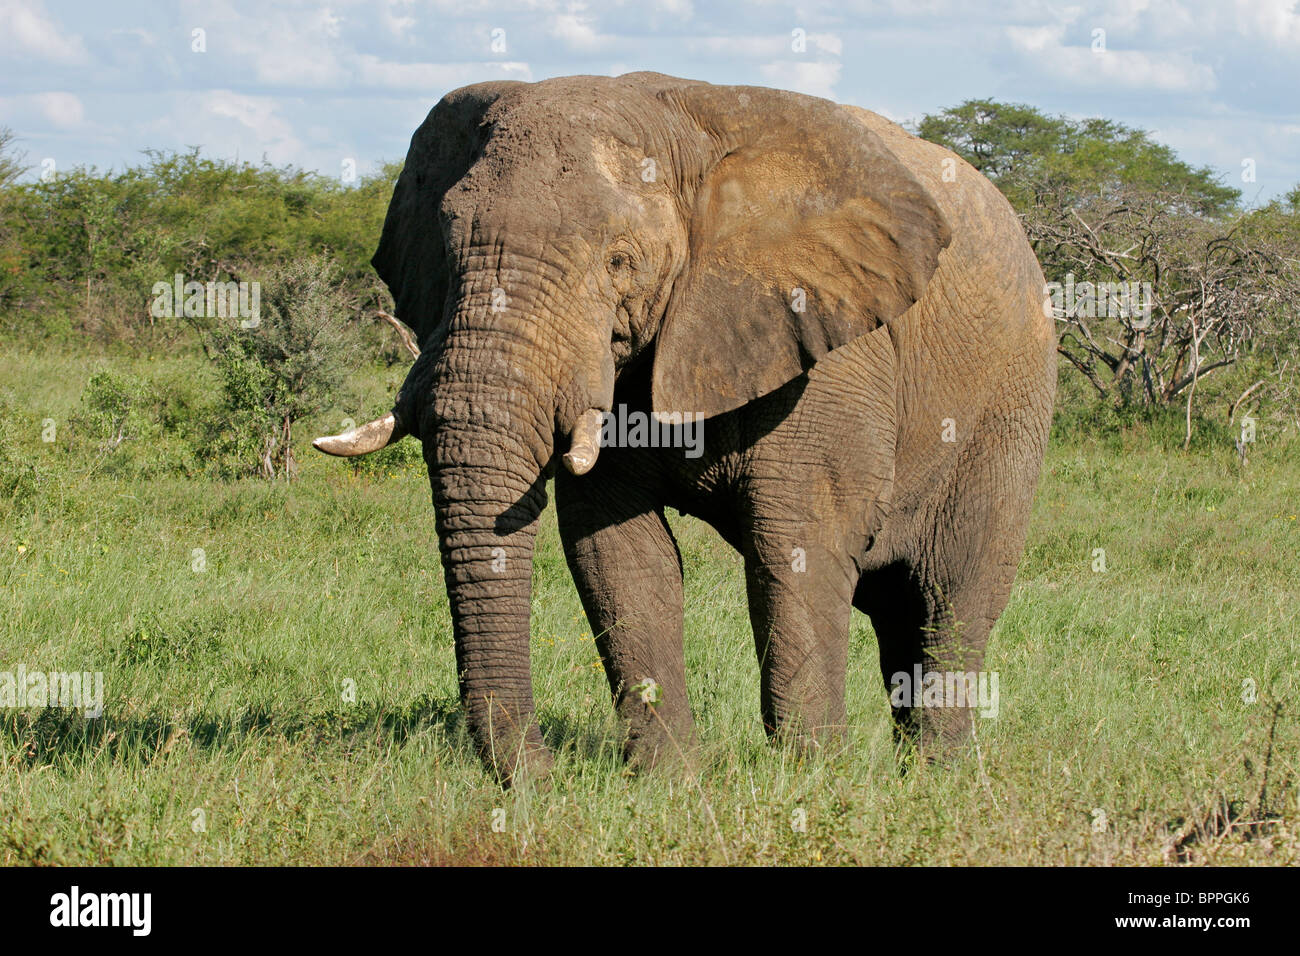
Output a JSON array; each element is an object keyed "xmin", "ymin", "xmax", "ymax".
[{"xmin": 1, "ymin": 346, "xmax": 1296, "ymax": 865}]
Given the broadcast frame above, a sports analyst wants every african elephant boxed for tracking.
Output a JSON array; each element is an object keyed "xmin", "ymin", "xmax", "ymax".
[{"xmin": 314, "ymin": 72, "xmax": 1056, "ymax": 784}]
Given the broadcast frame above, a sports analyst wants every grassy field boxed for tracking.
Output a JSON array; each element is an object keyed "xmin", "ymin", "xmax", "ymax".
[{"xmin": 1, "ymin": 347, "xmax": 1297, "ymax": 865}]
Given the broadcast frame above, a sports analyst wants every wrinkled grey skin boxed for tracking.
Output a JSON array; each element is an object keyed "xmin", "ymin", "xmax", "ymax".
[{"xmin": 333, "ymin": 73, "xmax": 1055, "ymax": 785}]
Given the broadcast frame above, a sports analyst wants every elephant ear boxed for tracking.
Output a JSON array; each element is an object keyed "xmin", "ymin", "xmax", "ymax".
[
  {"xmin": 651, "ymin": 84, "xmax": 951, "ymax": 419},
  {"xmin": 372, "ymin": 81, "xmax": 522, "ymax": 350}
]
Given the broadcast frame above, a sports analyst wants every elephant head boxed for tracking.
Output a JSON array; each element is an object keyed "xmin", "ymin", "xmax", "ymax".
[{"xmin": 314, "ymin": 73, "xmax": 950, "ymax": 784}]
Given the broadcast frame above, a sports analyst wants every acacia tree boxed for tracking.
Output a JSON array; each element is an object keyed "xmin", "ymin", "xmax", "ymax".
[
  {"xmin": 1021, "ymin": 186, "xmax": 1300, "ymax": 445},
  {"xmin": 918, "ymin": 100, "xmax": 1300, "ymax": 445},
  {"xmin": 916, "ymin": 99, "xmax": 1239, "ymax": 215}
]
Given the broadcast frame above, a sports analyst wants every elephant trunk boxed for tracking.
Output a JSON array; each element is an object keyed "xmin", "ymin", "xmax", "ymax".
[
  {"xmin": 311, "ymin": 337, "xmax": 606, "ymax": 472},
  {"xmin": 430, "ymin": 434, "xmax": 551, "ymax": 785},
  {"xmin": 426, "ymin": 298, "xmax": 607, "ymax": 784},
  {"xmin": 321, "ymin": 256, "xmax": 613, "ymax": 784}
]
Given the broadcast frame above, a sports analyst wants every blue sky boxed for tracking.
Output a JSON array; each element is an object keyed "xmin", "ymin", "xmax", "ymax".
[{"xmin": 2, "ymin": 0, "xmax": 1298, "ymax": 203}]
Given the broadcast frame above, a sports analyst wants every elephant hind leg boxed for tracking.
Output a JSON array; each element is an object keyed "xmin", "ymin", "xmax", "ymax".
[
  {"xmin": 853, "ymin": 560, "xmax": 946, "ymax": 753},
  {"xmin": 857, "ymin": 566, "xmax": 1000, "ymax": 758},
  {"xmin": 857, "ymin": 427, "xmax": 1039, "ymax": 758}
]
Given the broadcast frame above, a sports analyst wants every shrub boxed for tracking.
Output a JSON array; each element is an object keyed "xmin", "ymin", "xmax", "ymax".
[
  {"xmin": 79, "ymin": 369, "xmax": 156, "ymax": 453},
  {"xmin": 209, "ymin": 255, "xmax": 362, "ymax": 479}
]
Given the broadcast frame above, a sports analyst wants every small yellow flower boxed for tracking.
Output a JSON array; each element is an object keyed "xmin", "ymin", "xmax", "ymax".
[{"xmin": 16, "ymin": 545, "xmax": 26, "ymax": 555}]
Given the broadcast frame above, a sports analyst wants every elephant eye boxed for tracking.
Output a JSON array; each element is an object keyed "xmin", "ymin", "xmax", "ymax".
[{"xmin": 607, "ymin": 252, "xmax": 630, "ymax": 272}]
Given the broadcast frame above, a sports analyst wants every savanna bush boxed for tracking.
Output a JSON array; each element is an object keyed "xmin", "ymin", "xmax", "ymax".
[
  {"xmin": 208, "ymin": 255, "xmax": 363, "ymax": 479},
  {"xmin": 0, "ymin": 138, "xmax": 400, "ymax": 351},
  {"xmin": 79, "ymin": 369, "xmax": 157, "ymax": 452}
]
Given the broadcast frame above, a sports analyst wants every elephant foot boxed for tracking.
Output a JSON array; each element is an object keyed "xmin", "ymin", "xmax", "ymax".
[
  {"xmin": 490, "ymin": 740, "xmax": 554, "ymax": 790},
  {"xmin": 768, "ymin": 722, "xmax": 851, "ymax": 763},
  {"xmin": 623, "ymin": 729, "xmax": 699, "ymax": 776},
  {"xmin": 890, "ymin": 704, "xmax": 977, "ymax": 769},
  {"xmin": 762, "ymin": 699, "xmax": 850, "ymax": 760},
  {"xmin": 619, "ymin": 705, "xmax": 697, "ymax": 775},
  {"xmin": 467, "ymin": 704, "xmax": 554, "ymax": 789}
]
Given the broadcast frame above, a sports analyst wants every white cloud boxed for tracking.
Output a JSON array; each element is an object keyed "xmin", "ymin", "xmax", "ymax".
[
  {"xmin": 320, "ymin": 8, "xmax": 343, "ymax": 39},
  {"xmin": 108, "ymin": 27, "xmax": 156, "ymax": 46},
  {"xmin": 759, "ymin": 60, "xmax": 842, "ymax": 99},
  {"xmin": 382, "ymin": 0, "xmax": 417, "ymax": 38},
  {"xmin": 201, "ymin": 90, "xmax": 304, "ymax": 159},
  {"xmin": 0, "ymin": 0, "xmax": 87, "ymax": 62},
  {"xmin": 0, "ymin": 92, "xmax": 87, "ymax": 131},
  {"xmin": 645, "ymin": 0, "xmax": 694, "ymax": 16},
  {"xmin": 689, "ymin": 35, "xmax": 788, "ymax": 57},
  {"xmin": 809, "ymin": 32, "xmax": 842, "ymax": 55},
  {"xmin": 549, "ymin": 3, "xmax": 605, "ymax": 52},
  {"xmin": 1005, "ymin": 24, "xmax": 1057, "ymax": 53},
  {"xmin": 183, "ymin": 0, "xmax": 527, "ymax": 91},
  {"xmin": 354, "ymin": 56, "xmax": 532, "ymax": 89},
  {"xmin": 1005, "ymin": 22, "xmax": 1217, "ymax": 92},
  {"xmin": 36, "ymin": 92, "xmax": 85, "ymax": 128},
  {"xmin": 1231, "ymin": 0, "xmax": 1300, "ymax": 47},
  {"xmin": 184, "ymin": 0, "xmax": 347, "ymax": 88},
  {"xmin": 685, "ymin": 31, "xmax": 841, "ymax": 59}
]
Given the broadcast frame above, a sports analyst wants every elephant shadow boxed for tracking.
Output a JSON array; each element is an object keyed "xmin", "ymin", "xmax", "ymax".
[
  {"xmin": 2, "ymin": 695, "xmax": 463, "ymax": 768},
  {"xmin": 3, "ymin": 695, "xmax": 621, "ymax": 771}
]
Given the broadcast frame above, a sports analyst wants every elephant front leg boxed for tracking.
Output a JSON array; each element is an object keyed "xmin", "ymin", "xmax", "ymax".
[
  {"xmin": 555, "ymin": 467, "xmax": 695, "ymax": 770},
  {"xmin": 743, "ymin": 524, "xmax": 856, "ymax": 752}
]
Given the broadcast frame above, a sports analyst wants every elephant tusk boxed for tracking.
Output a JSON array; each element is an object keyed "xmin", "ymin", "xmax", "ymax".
[
  {"xmin": 312, "ymin": 411, "xmax": 406, "ymax": 457},
  {"xmin": 562, "ymin": 408, "xmax": 605, "ymax": 476}
]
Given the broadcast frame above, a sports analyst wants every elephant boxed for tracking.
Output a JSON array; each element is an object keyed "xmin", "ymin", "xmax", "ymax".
[{"xmin": 313, "ymin": 72, "xmax": 1056, "ymax": 785}]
